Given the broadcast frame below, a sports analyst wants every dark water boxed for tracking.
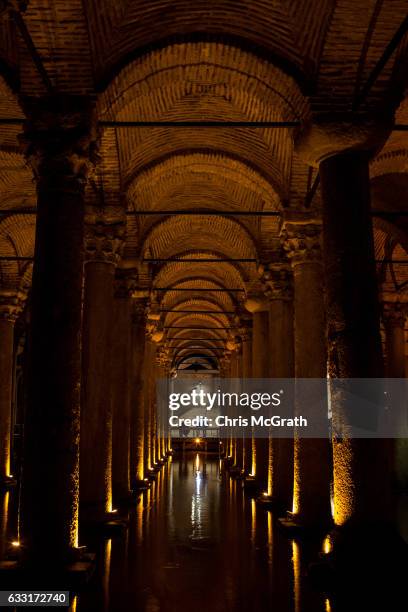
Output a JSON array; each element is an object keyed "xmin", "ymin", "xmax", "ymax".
[{"xmin": 74, "ymin": 454, "xmax": 330, "ymax": 612}]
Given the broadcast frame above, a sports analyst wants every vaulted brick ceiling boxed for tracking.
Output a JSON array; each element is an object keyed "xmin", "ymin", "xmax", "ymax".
[{"xmin": 0, "ymin": 0, "xmax": 407, "ymax": 363}]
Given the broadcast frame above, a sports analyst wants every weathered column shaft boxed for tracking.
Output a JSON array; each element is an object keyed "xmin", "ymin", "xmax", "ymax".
[
  {"xmin": 252, "ymin": 309, "xmax": 269, "ymax": 489},
  {"xmin": 241, "ymin": 328, "xmax": 252, "ymax": 474},
  {"xmin": 80, "ymin": 218, "xmax": 124, "ymax": 520},
  {"xmin": 130, "ymin": 299, "xmax": 148, "ymax": 486},
  {"xmin": 21, "ymin": 97, "xmax": 98, "ymax": 563},
  {"xmin": 320, "ymin": 151, "xmax": 391, "ymax": 526},
  {"xmin": 0, "ymin": 309, "xmax": 17, "ymax": 482},
  {"xmin": 284, "ymin": 219, "xmax": 331, "ymax": 526},
  {"xmin": 111, "ymin": 274, "xmax": 134, "ymax": 502},
  {"xmin": 264, "ymin": 263, "xmax": 294, "ymax": 505}
]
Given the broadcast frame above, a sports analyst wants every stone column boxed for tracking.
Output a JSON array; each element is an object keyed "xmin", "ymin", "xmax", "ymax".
[
  {"xmin": 282, "ymin": 217, "xmax": 331, "ymax": 528},
  {"xmin": 320, "ymin": 152, "xmax": 393, "ymax": 528},
  {"xmin": 80, "ymin": 215, "xmax": 124, "ymax": 522},
  {"xmin": 111, "ymin": 271, "xmax": 135, "ymax": 503},
  {"xmin": 263, "ymin": 261, "xmax": 295, "ymax": 507},
  {"xmin": 20, "ymin": 97, "xmax": 98, "ymax": 564},
  {"xmin": 241, "ymin": 324, "xmax": 252, "ymax": 474},
  {"xmin": 234, "ymin": 340, "xmax": 244, "ymax": 471},
  {"xmin": 0, "ymin": 291, "xmax": 24, "ymax": 485},
  {"xmin": 129, "ymin": 297, "xmax": 148, "ymax": 488},
  {"xmin": 245, "ymin": 296, "xmax": 269, "ymax": 490}
]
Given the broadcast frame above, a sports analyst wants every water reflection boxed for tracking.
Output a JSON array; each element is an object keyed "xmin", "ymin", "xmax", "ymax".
[{"xmin": 73, "ymin": 454, "xmax": 329, "ymax": 612}]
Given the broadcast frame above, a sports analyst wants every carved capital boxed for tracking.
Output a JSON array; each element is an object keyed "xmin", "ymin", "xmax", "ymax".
[
  {"xmin": 21, "ymin": 96, "xmax": 99, "ymax": 193},
  {"xmin": 382, "ymin": 302, "xmax": 406, "ymax": 329},
  {"xmin": 244, "ymin": 293, "xmax": 269, "ymax": 313},
  {"xmin": 262, "ymin": 262, "xmax": 293, "ymax": 301},
  {"xmin": 0, "ymin": 289, "xmax": 27, "ymax": 323},
  {"xmin": 156, "ymin": 346, "xmax": 171, "ymax": 369},
  {"xmin": 132, "ymin": 297, "xmax": 148, "ymax": 323},
  {"xmin": 84, "ymin": 218, "xmax": 125, "ymax": 266},
  {"xmin": 281, "ymin": 219, "xmax": 323, "ymax": 267}
]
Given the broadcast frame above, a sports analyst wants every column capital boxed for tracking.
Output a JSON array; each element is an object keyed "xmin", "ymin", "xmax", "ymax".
[
  {"xmin": 84, "ymin": 215, "xmax": 125, "ymax": 266},
  {"xmin": 0, "ymin": 289, "xmax": 26, "ymax": 323},
  {"xmin": 295, "ymin": 112, "xmax": 391, "ymax": 166},
  {"xmin": 132, "ymin": 296, "xmax": 148, "ymax": 324},
  {"xmin": 281, "ymin": 216, "xmax": 323, "ymax": 267},
  {"xmin": 244, "ymin": 292, "xmax": 269, "ymax": 313},
  {"xmin": 21, "ymin": 95, "xmax": 99, "ymax": 191},
  {"xmin": 382, "ymin": 301, "xmax": 406, "ymax": 329},
  {"xmin": 156, "ymin": 346, "xmax": 171, "ymax": 369},
  {"xmin": 261, "ymin": 261, "xmax": 293, "ymax": 301}
]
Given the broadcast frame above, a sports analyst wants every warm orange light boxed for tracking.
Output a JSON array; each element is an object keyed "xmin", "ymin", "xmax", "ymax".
[
  {"xmin": 110, "ymin": 509, "xmax": 118, "ymax": 514},
  {"xmin": 11, "ymin": 541, "xmax": 20, "ymax": 547},
  {"xmin": 195, "ymin": 438, "xmax": 201, "ymax": 444},
  {"xmin": 322, "ymin": 535, "xmax": 332, "ymax": 555},
  {"xmin": 262, "ymin": 491, "xmax": 268, "ymax": 497}
]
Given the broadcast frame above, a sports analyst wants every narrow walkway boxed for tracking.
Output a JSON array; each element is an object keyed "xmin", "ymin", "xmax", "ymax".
[{"xmin": 75, "ymin": 454, "xmax": 330, "ymax": 612}]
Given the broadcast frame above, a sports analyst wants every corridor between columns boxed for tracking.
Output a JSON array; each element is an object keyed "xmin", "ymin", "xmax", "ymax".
[{"xmin": 0, "ymin": 2, "xmax": 407, "ymax": 611}]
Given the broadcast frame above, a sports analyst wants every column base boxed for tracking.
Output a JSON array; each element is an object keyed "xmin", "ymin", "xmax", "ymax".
[
  {"xmin": 256, "ymin": 493, "xmax": 283, "ymax": 510},
  {"xmin": 132, "ymin": 478, "xmax": 151, "ymax": 491},
  {"xmin": 227, "ymin": 465, "xmax": 242, "ymax": 477},
  {"xmin": 81, "ymin": 512, "xmax": 129, "ymax": 537},
  {"xmin": 0, "ymin": 475, "xmax": 17, "ymax": 489},
  {"xmin": 278, "ymin": 511, "xmax": 332, "ymax": 536},
  {"xmin": 242, "ymin": 475, "xmax": 259, "ymax": 495}
]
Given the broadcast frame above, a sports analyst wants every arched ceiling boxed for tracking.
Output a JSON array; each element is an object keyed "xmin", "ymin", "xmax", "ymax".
[{"xmin": 0, "ymin": 1, "xmax": 407, "ymax": 367}]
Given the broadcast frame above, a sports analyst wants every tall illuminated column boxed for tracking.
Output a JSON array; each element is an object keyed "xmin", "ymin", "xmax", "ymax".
[
  {"xmin": 320, "ymin": 150, "xmax": 392, "ymax": 527},
  {"xmin": 111, "ymin": 270, "xmax": 135, "ymax": 502},
  {"xmin": 234, "ymin": 339, "xmax": 244, "ymax": 470},
  {"xmin": 282, "ymin": 217, "xmax": 331, "ymax": 527},
  {"xmin": 219, "ymin": 353, "xmax": 231, "ymax": 456},
  {"xmin": 129, "ymin": 296, "xmax": 148, "ymax": 487},
  {"xmin": 245, "ymin": 295, "xmax": 269, "ymax": 490},
  {"xmin": 227, "ymin": 347, "xmax": 238, "ymax": 464},
  {"xmin": 80, "ymin": 213, "xmax": 124, "ymax": 521},
  {"xmin": 20, "ymin": 97, "xmax": 98, "ymax": 564},
  {"xmin": 382, "ymin": 300, "xmax": 407, "ymax": 491},
  {"xmin": 156, "ymin": 347, "xmax": 170, "ymax": 461},
  {"xmin": 0, "ymin": 291, "xmax": 24, "ymax": 484},
  {"xmin": 241, "ymin": 323, "xmax": 252, "ymax": 474},
  {"xmin": 143, "ymin": 338, "xmax": 158, "ymax": 472},
  {"xmin": 263, "ymin": 260, "xmax": 295, "ymax": 505}
]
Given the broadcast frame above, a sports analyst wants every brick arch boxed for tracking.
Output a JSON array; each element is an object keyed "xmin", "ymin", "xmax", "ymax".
[
  {"xmin": 374, "ymin": 225, "xmax": 408, "ymax": 294},
  {"xmin": 142, "ymin": 215, "xmax": 258, "ymax": 261},
  {"xmin": 98, "ymin": 41, "xmax": 311, "ymax": 198},
  {"xmin": 0, "ymin": 214, "xmax": 35, "ymax": 290},
  {"xmin": 90, "ymin": 0, "xmax": 335, "ymax": 89}
]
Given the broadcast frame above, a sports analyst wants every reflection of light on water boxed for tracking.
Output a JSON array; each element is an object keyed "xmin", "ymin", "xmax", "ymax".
[
  {"xmin": 1, "ymin": 492, "xmax": 9, "ymax": 556},
  {"xmin": 325, "ymin": 598, "xmax": 332, "ymax": 612},
  {"xmin": 267, "ymin": 511, "xmax": 273, "ymax": 565},
  {"xmin": 191, "ymin": 453, "xmax": 203, "ymax": 538},
  {"xmin": 251, "ymin": 498, "xmax": 256, "ymax": 545},
  {"xmin": 69, "ymin": 595, "xmax": 77, "ymax": 612},
  {"xmin": 322, "ymin": 534, "xmax": 332, "ymax": 555},
  {"xmin": 103, "ymin": 539, "xmax": 112, "ymax": 612},
  {"xmin": 291, "ymin": 540, "xmax": 300, "ymax": 612}
]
